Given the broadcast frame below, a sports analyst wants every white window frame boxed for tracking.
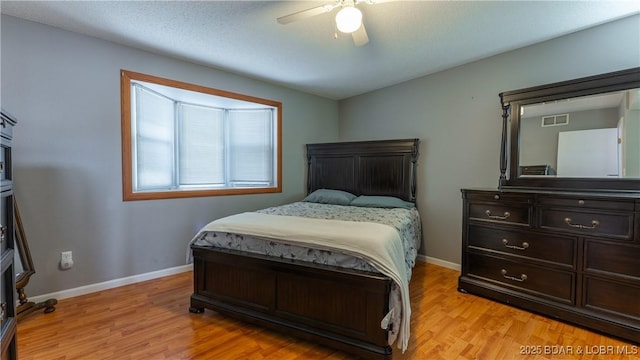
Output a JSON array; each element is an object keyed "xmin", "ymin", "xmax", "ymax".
[{"xmin": 121, "ymin": 70, "xmax": 282, "ymax": 201}]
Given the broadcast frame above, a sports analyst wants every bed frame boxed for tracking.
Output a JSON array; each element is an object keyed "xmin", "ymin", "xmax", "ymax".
[{"xmin": 189, "ymin": 138, "xmax": 420, "ymax": 359}]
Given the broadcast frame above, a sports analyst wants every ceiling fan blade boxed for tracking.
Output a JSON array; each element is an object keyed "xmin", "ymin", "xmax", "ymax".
[
  {"xmin": 277, "ymin": 3, "xmax": 338, "ymax": 24},
  {"xmin": 352, "ymin": 23, "xmax": 369, "ymax": 46}
]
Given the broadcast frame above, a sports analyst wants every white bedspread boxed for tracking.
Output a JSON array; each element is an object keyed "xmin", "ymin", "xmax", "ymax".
[{"xmin": 193, "ymin": 211, "xmax": 412, "ymax": 352}]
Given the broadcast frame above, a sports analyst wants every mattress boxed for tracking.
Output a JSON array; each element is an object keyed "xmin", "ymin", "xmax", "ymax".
[{"xmin": 190, "ymin": 201, "xmax": 421, "ymax": 281}]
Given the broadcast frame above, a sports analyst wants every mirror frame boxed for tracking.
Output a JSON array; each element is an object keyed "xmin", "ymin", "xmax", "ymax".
[
  {"xmin": 14, "ymin": 197, "xmax": 35, "ymax": 301},
  {"xmin": 499, "ymin": 67, "xmax": 640, "ymax": 192},
  {"xmin": 14, "ymin": 197, "xmax": 57, "ymax": 319}
]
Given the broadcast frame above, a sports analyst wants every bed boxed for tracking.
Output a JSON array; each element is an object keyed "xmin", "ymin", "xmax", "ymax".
[{"xmin": 188, "ymin": 138, "xmax": 421, "ymax": 359}]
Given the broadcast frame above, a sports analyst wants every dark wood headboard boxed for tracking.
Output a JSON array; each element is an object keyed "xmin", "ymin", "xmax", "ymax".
[{"xmin": 306, "ymin": 139, "xmax": 420, "ymax": 202}]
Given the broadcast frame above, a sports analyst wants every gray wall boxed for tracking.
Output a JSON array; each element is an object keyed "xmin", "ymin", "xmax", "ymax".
[
  {"xmin": 621, "ymin": 88, "xmax": 640, "ymax": 177},
  {"xmin": 338, "ymin": 14, "xmax": 640, "ymax": 265},
  {"xmin": 3, "ymin": 13, "xmax": 640, "ymax": 296},
  {"xmin": 624, "ymin": 109, "xmax": 640, "ymax": 177},
  {"xmin": 520, "ymin": 108, "xmax": 619, "ymax": 170},
  {"xmin": 1, "ymin": 15, "xmax": 339, "ymax": 296}
]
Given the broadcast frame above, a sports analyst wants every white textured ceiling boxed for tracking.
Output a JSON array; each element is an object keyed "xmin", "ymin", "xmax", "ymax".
[{"xmin": 1, "ymin": 1, "xmax": 639, "ymax": 100}]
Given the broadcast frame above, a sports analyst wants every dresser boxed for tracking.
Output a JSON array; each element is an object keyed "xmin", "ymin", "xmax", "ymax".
[
  {"xmin": 458, "ymin": 189, "xmax": 639, "ymax": 343},
  {"xmin": 0, "ymin": 110, "xmax": 17, "ymax": 360}
]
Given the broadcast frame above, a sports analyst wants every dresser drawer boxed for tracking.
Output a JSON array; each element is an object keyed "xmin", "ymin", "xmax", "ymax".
[
  {"xmin": 468, "ymin": 225, "xmax": 575, "ymax": 267},
  {"xmin": 0, "ymin": 273, "xmax": 4, "ymax": 327},
  {"xmin": 540, "ymin": 209, "xmax": 633, "ymax": 240},
  {"xmin": 0, "ymin": 145, "xmax": 5, "ymax": 183},
  {"xmin": 538, "ymin": 196, "xmax": 635, "ymax": 212},
  {"xmin": 0, "ymin": 118, "xmax": 12, "ymax": 140},
  {"xmin": 0, "ymin": 314, "xmax": 16, "ymax": 360},
  {"xmin": 469, "ymin": 203, "xmax": 531, "ymax": 226},
  {"xmin": 0, "ymin": 144, "xmax": 9, "ymax": 191},
  {"xmin": 0, "ymin": 110, "xmax": 13, "ymax": 190},
  {"xmin": 464, "ymin": 190, "xmax": 532, "ymax": 226},
  {"xmin": 583, "ymin": 276, "xmax": 640, "ymax": 320},
  {"xmin": 1, "ymin": 255, "xmax": 13, "ymax": 329},
  {"xmin": 465, "ymin": 191, "xmax": 533, "ymax": 204},
  {"xmin": 0, "ymin": 196, "xmax": 7, "ymax": 255},
  {"xmin": 467, "ymin": 253, "xmax": 574, "ymax": 303},
  {"xmin": 585, "ymin": 241, "xmax": 640, "ymax": 279}
]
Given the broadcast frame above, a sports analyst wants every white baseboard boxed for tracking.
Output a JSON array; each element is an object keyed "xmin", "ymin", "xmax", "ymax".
[
  {"xmin": 29, "ymin": 256, "xmax": 458, "ymax": 304},
  {"xmin": 416, "ymin": 254, "xmax": 461, "ymax": 271},
  {"xmin": 29, "ymin": 264, "xmax": 193, "ymax": 304}
]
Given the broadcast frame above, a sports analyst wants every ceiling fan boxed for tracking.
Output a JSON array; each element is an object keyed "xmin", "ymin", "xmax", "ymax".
[{"xmin": 277, "ymin": 0, "xmax": 387, "ymax": 46}]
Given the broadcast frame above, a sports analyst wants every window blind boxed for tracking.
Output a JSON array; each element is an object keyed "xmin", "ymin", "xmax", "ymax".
[
  {"xmin": 133, "ymin": 84, "xmax": 276, "ymax": 191},
  {"xmin": 178, "ymin": 104, "xmax": 225, "ymax": 186},
  {"xmin": 228, "ymin": 109, "xmax": 274, "ymax": 186},
  {"xmin": 134, "ymin": 85, "xmax": 175, "ymax": 191}
]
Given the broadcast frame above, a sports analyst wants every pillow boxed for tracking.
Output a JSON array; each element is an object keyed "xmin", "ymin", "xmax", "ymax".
[
  {"xmin": 303, "ymin": 189, "xmax": 357, "ymax": 205},
  {"xmin": 350, "ymin": 195, "xmax": 415, "ymax": 209}
]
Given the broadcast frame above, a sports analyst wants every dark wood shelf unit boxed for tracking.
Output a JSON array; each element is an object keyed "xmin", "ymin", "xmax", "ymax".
[{"xmin": 1, "ymin": 109, "xmax": 18, "ymax": 360}]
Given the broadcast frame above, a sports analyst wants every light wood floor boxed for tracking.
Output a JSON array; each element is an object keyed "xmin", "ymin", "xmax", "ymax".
[{"xmin": 18, "ymin": 262, "xmax": 638, "ymax": 359}]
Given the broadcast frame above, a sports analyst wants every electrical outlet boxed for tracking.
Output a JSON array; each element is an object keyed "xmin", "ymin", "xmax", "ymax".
[{"xmin": 60, "ymin": 251, "xmax": 74, "ymax": 270}]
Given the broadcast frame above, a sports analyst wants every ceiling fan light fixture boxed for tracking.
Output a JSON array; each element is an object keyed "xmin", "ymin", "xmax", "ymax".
[{"xmin": 335, "ymin": 6, "xmax": 362, "ymax": 33}]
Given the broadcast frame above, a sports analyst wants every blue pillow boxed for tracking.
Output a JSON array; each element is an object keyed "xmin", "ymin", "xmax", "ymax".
[
  {"xmin": 303, "ymin": 189, "xmax": 357, "ymax": 206},
  {"xmin": 350, "ymin": 195, "xmax": 415, "ymax": 209}
]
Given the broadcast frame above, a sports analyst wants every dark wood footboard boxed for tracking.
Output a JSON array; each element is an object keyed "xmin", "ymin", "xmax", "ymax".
[{"xmin": 190, "ymin": 245, "xmax": 393, "ymax": 360}]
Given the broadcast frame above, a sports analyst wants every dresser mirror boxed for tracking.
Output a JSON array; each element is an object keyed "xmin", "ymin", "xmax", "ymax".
[
  {"xmin": 14, "ymin": 198, "xmax": 56, "ymax": 319},
  {"xmin": 499, "ymin": 67, "xmax": 640, "ymax": 191},
  {"xmin": 14, "ymin": 198, "xmax": 35, "ymax": 300}
]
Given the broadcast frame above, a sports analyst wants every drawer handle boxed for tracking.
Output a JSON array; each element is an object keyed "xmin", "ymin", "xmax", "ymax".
[
  {"xmin": 502, "ymin": 238, "xmax": 529, "ymax": 250},
  {"xmin": 564, "ymin": 218, "xmax": 599, "ymax": 230},
  {"xmin": 485, "ymin": 210, "xmax": 510, "ymax": 220},
  {"xmin": 501, "ymin": 269, "xmax": 527, "ymax": 282}
]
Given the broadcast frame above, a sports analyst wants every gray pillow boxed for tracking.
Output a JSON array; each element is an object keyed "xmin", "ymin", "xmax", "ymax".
[
  {"xmin": 303, "ymin": 189, "xmax": 357, "ymax": 205},
  {"xmin": 350, "ymin": 195, "xmax": 415, "ymax": 209}
]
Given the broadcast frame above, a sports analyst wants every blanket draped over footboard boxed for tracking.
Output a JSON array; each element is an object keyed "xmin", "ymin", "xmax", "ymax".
[{"xmin": 193, "ymin": 211, "xmax": 412, "ymax": 352}]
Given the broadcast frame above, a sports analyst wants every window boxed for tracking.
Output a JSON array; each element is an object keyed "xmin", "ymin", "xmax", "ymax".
[{"xmin": 121, "ymin": 70, "xmax": 282, "ymax": 200}]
